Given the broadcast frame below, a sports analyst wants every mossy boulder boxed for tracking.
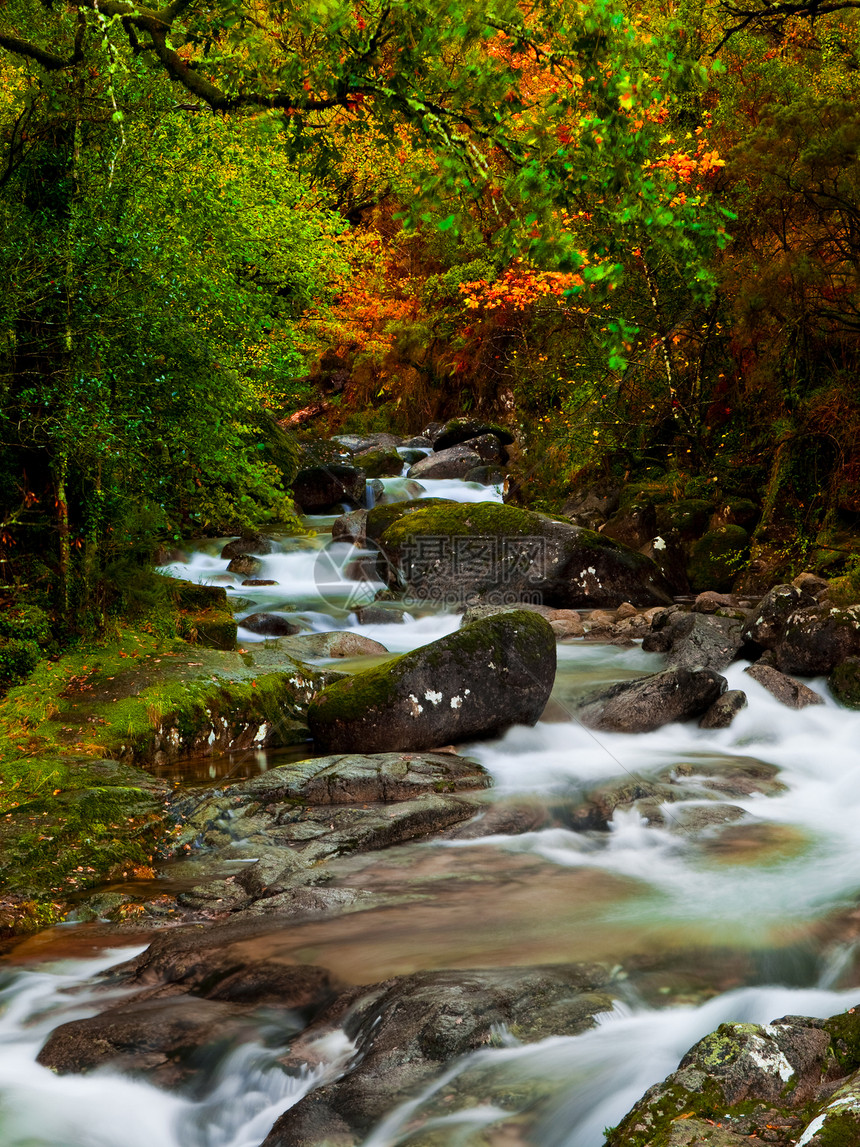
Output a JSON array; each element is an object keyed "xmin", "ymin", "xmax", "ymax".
[
  {"xmin": 365, "ymin": 498, "xmax": 455, "ymax": 543},
  {"xmin": 657, "ymin": 498, "xmax": 713, "ymax": 539},
  {"xmin": 354, "ymin": 447, "xmax": 404, "ymax": 479},
  {"xmin": 687, "ymin": 525, "xmax": 750, "ymax": 593},
  {"xmin": 307, "ymin": 610, "xmax": 556, "ymax": 753},
  {"xmin": 607, "ymin": 1010, "xmax": 860, "ymax": 1147},
  {"xmin": 828, "ymin": 656, "xmax": 860, "ymax": 707},
  {"xmin": 379, "ymin": 502, "xmax": 672, "ymax": 608}
]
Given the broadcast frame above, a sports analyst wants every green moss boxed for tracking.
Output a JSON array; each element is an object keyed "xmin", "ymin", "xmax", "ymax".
[
  {"xmin": 687, "ymin": 525, "xmax": 750, "ymax": 592},
  {"xmin": 829, "ymin": 659, "xmax": 860, "ymax": 709},
  {"xmin": 169, "ymin": 580, "xmax": 228, "ymax": 610},
  {"xmin": 185, "ymin": 610, "xmax": 237, "ymax": 651},
  {"xmin": 309, "ymin": 610, "xmax": 551, "ymax": 731},
  {"xmin": 812, "ymin": 1111, "xmax": 860, "ymax": 1146},
  {"xmin": 365, "ymin": 498, "xmax": 456, "ymax": 541},
  {"xmin": 355, "ymin": 448, "xmax": 404, "ymax": 478},
  {"xmin": 658, "ymin": 498, "xmax": 713, "ymax": 537}
]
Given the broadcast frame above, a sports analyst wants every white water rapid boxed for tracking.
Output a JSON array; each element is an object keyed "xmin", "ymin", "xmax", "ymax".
[{"xmin": 4, "ymin": 468, "xmax": 860, "ymax": 1146}]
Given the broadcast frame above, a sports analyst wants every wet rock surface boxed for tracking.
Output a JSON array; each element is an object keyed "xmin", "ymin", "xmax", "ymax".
[
  {"xmin": 307, "ymin": 610, "xmax": 556, "ymax": 753},
  {"xmin": 574, "ymin": 668, "xmax": 727, "ymax": 733},
  {"xmin": 606, "ymin": 1010, "xmax": 860, "ymax": 1147},
  {"xmin": 379, "ymin": 502, "xmax": 673, "ymax": 608},
  {"xmin": 263, "ymin": 963, "xmax": 614, "ymax": 1147},
  {"xmin": 744, "ymin": 663, "xmax": 825, "ymax": 709}
]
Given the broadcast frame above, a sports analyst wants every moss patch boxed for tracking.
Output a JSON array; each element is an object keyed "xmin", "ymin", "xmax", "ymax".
[{"xmin": 687, "ymin": 526, "xmax": 750, "ymax": 593}]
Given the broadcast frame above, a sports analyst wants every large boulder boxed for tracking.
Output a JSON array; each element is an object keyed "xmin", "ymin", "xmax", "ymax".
[
  {"xmin": 606, "ymin": 1010, "xmax": 860, "ymax": 1147},
  {"xmin": 307, "ymin": 610, "xmax": 556, "ymax": 752},
  {"xmin": 293, "ymin": 463, "xmax": 366, "ymax": 512},
  {"xmin": 744, "ymin": 583, "xmax": 816, "ymax": 650},
  {"xmin": 773, "ymin": 605, "xmax": 860, "ymax": 675},
  {"xmin": 407, "ymin": 444, "xmax": 483, "ymax": 480},
  {"xmin": 353, "ymin": 447, "xmax": 404, "ymax": 478},
  {"xmin": 659, "ymin": 612, "xmax": 745, "ymax": 672},
  {"xmin": 378, "ymin": 502, "xmax": 672, "ymax": 609},
  {"xmin": 687, "ymin": 525, "xmax": 750, "ymax": 593},
  {"xmin": 574, "ymin": 667, "xmax": 727, "ymax": 733}
]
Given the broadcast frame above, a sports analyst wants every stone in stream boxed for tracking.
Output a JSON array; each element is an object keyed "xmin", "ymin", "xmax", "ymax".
[
  {"xmin": 743, "ymin": 583, "xmax": 816, "ymax": 650},
  {"xmin": 263, "ymin": 631, "xmax": 389, "ymax": 659},
  {"xmin": 225, "ymin": 751, "xmax": 490, "ymax": 806},
  {"xmin": 574, "ymin": 667, "xmax": 727, "ymax": 733},
  {"xmin": 36, "ymin": 996, "xmax": 280, "ymax": 1088},
  {"xmin": 226, "ymin": 554, "xmax": 262, "ymax": 577},
  {"xmin": 829, "ymin": 656, "xmax": 860, "ymax": 707},
  {"xmin": 220, "ymin": 533, "xmax": 274, "ymax": 559},
  {"xmin": 379, "ymin": 502, "xmax": 672, "ymax": 608},
  {"xmin": 292, "ymin": 463, "xmax": 366, "ymax": 512},
  {"xmin": 353, "ymin": 446, "xmax": 403, "ymax": 478},
  {"xmin": 238, "ymin": 612, "xmax": 301, "ymax": 637},
  {"xmin": 605, "ymin": 1010, "xmax": 860, "ymax": 1147},
  {"xmin": 464, "ymin": 464, "xmax": 506, "ymax": 486},
  {"xmin": 772, "ymin": 604, "xmax": 860, "ymax": 675},
  {"xmin": 262, "ymin": 964, "xmax": 614, "ymax": 1147},
  {"xmin": 307, "ymin": 610, "xmax": 556, "ymax": 753},
  {"xmin": 744, "ymin": 662, "xmax": 824, "ymax": 709},
  {"xmin": 407, "ymin": 443, "xmax": 483, "ymax": 480},
  {"xmin": 699, "ymin": 688, "xmax": 748, "ymax": 728},
  {"xmin": 331, "ymin": 507, "xmax": 368, "ymax": 545},
  {"xmin": 659, "ymin": 612, "xmax": 746, "ymax": 672},
  {"xmin": 354, "ymin": 601, "xmax": 409, "ymax": 624}
]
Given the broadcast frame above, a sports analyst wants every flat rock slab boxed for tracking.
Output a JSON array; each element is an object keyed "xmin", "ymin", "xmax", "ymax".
[
  {"xmin": 263, "ymin": 963, "xmax": 614, "ymax": 1147},
  {"xmin": 745, "ymin": 662, "xmax": 824, "ymax": 708},
  {"xmin": 36, "ymin": 996, "xmax": 269, "ymax": 1087},
  {"xmin": 226, "ymin": 752, "xmax": 490, "ymax": 805}
]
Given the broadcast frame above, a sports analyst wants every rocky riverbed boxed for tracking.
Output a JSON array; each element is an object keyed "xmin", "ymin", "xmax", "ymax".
[{"xmin": 5, "ymin": 420, "xmax": 860, "ymax": 1146}]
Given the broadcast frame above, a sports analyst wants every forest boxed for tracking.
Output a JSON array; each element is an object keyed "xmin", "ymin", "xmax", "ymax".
[{"xmin": 2, "ymin": 0, "xmax": 859, "ymax": 657}]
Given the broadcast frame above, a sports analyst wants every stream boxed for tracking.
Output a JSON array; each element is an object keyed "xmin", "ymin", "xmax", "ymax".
[{"xmin": 3, "ymin": 464, "xmax": 860, "ymax": 1146}]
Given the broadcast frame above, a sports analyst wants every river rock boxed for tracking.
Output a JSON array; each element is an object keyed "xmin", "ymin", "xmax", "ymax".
[
  {"xmin": 220, "ymin": 533, "xmax": 274, "ymax": 559},
  {"xmin": 239, "ymin": 612, "xmax": 301, "ymax": 637},
  {"xmin": 365, "ymin": 498, "xmax": 454, "ymax": 542},
  {"xmin": 333, "ymin": 433, "xmax": 403, "ymax": 451},
  {"xmin": 606, "ymin": 1010, "xmax": 860, "ymax": 1147},
  {"xmin": 307, "ymin": 610, "xmax": 556, "ymax": 753},
  {"xmin": 407, "ymin": 443, "xmax": 483, "ymax": 480},
  {"xmin": 263, "ymin": 963, "xmax": 613, "ymax": 1147},
  {"xmin": 829, "ymin": 656, "xmax": 860, "ymax": 708},
  {"xmin": 772, "ymin": 605, "xmax": 860, "ymax": 675},
  {"xmin": 331, "ymin": 508, "xmax": 368, "ymax": 545},
  {"xmin": 661, "ymin": 613, "xmax": 745, "ymax": 672},
  {"xmin": 379, "ymin": 502, "xmax": 672, "ymax": 608},
  {"xmin": 432, "ymin": 418, "xmax": 515, "ymax": 451},
  {"xmin": 267, "ymin": 632, "xmax": 389, "ymax": 659},
  {"xmin": 464, "ymin": 464, "xmax": 506, "ymax": 486},
  {"xmin": 293, "ymin": 464, "xmax": 366, "ymax": 511},
  {"xmin": 744, "ymin": 583, "xmax": 815, "ymax": 649},
  {"xmin": 226, "ymin": 554, "xmax": 262, "ymax": 577},
  {"xmin": 353, "ymin": 447, "xmax": 403, "ymax": 478},
  {"xmin": 744, "ymin": 662, "xmax": 825, "ymax": 708},
  {"xmin": 699, "ymin": 688, "xmax": 748, "ymax": 728},
  {"xmin": 354, "ymin": 602, "xmax": 409, "ymax": 624},
  {"xmin": 574, "ymin": 668, "xmax": 727, "ymax": 733},
  {"xmin": 224, "ymin": 752, "xmax": 490, "ymax": 805},
  {"xmin": 36, "ymin": 997, "xmax": 269, "ymax": 1087}
]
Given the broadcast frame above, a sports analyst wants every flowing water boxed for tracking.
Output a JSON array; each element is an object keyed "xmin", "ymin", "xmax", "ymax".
[{"xmin": 3, "ymin": 469, "xmax": 860, "ymax": 1145}]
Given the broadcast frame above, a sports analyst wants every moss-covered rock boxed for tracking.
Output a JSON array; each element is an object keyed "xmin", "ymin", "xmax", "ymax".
[
  {"xmin": 307, "ymin": 610, "xmax": 556, "ymax": 752},
  {"xmin": 828, "ymin": 657, "xmax": 860, "ymax": 708},
  {"xmin": 607, "ymin": 1009, "xmax": 860, "ymax": 1147},
  {"xmin": 354, "ymin": 447, "xmax": 404, "ymax": 478},
  {"xmin": 657, "ymin": 498, "xmax": 714, "ymax": 539},
  {"xmin": 433, "ymin": 418, "xmax": 514, "ymax": 451},
  {"xmin": 365, "ymin": 498, "xmax": 455, "ymax": 543},
  {"xmin": 687, "ymin": 526, "xmax": 750, "ymax": 593},
  {"xmin": 774, "ymin": 605, "xmax": 860, "ymax": 675},
  {"xmin": 379, "ymin": 502, "xmax": 673, "ymax": 608}
]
